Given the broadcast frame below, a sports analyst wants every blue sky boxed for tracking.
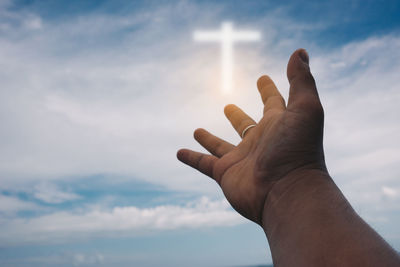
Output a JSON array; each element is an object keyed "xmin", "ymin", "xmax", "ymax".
[{"xmin": 0, "ymin": 0, "xmax": 400, "ymax": 266}]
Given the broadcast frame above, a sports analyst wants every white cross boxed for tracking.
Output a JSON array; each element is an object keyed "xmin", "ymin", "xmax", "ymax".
[{"xmin": 193, "ymin": 22, "xmax": 261, "ymax": 93}]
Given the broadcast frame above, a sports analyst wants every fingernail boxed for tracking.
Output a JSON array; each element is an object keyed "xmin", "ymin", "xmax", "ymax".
[{"xmin": 298, "ymin": 49, "xmax": 309, "ymax": 65}]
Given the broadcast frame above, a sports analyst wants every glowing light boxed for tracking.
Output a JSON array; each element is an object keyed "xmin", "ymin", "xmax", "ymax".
[{"xmin": 193, "ymin": 22, "xmax": 260, "ymax": 93}]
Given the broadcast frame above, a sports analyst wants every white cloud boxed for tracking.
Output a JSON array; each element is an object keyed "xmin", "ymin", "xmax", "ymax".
[
  {"xmin": 0, "ymin": 194, "xmax": 39, "ymax": 213},
  {"xmin": 0, "ymin": 252, "xmax": 106, "ymax": 267},
  {"xmin": 23, "ymin": 14, "xmax": 42, "ymax": 30},
  {"xmin": 382, "ymin": 186, "xmax": 398, "ymax": 198},
  {"xmin": 0, "ymin": 197, "xmax": 244, "ymax": 244},
  {"xmin": 73, "ymin": 253, "xmax": 104, "ymax": 266},
  {"xmin": 311, "ymin": 36, "xmax": 400, "ymax": 208},
  {"xmin": 0, "ymin": 1, "xmax": 269, "ymax": 192},
  {"xmin": 0, "ymin": 0, "xmax": 324, "ymax": 194},
  {"xmin": 33, "ymin": 183, "xmax": 81, "ymax": 204}
]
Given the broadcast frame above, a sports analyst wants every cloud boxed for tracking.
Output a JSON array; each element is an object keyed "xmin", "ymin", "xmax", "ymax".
[
  {"xmin": 382, "ymin": 186, "xmax": 398, "ymax": 199},
  {"xmin": 0, "ymin": 0, "xmax": 399, "ymax": 248},
  {"xmin": 0, "ymin": 197, "xmax": 244, "ymax": 244},
  {"xmin": 0, "ymin": 0, "xmax": 269, "ymax": 192},
  {"xmin": 73, "ymin": 253, "xmax": 104, "ymax": 266},
  {"xmin": 33, "ymin": 183, "xmax": 81, "ymax": 204},
  {"xmin": 311, "ymin": 35, "xmax": 400, "ymax": 209},
  {"xmin": 0, "ymin": 252, "xmax": 106, "ymax": 267},
  {"xmin": 0, "ymin": 194, "xmax": 39, "ymax": 214}
]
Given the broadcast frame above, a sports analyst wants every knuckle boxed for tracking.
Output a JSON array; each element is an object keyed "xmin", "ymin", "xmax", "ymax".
[
  {"xmin": 305, "ymin": 98, "xmax": 324, "ymax": 118},
  {"xmin": 265, "ymin": 95, "xmax": 283, "ymax": 106},
  {"xmin": 213, "ymin": 141, "xmax": 224, "ymax": 155},
  {"xmin": 303, "ymin": 71, "xmax": 316, "ymax": 86},
  {"xmin": 264, "ymin": 96, "xmax": 285, "ymax": 113}
]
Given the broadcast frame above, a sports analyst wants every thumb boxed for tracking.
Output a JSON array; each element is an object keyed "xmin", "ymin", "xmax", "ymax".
[{"xmin": 286, "ymin": 49, "xmax": 322, "ymax": 115}]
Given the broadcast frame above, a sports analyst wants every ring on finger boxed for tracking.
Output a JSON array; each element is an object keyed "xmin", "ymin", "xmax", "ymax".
[{"xmin": 241, "ymin": 124, "xmax": 257, "ymax": 138}]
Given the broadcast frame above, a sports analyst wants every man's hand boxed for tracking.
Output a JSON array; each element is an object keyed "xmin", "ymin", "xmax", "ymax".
[
  {"xmin": 177, "ymin": 49, "xmax": 327, "ymax": 225},
  {"xmin": 177, "ymin": 49, "xmax": 400, "ymax": 266}
]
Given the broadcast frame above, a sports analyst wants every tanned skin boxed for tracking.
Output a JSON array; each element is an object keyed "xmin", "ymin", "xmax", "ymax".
[{"xmin": 177, "ymin": 49, "xmax": 400, "ymax": 266}]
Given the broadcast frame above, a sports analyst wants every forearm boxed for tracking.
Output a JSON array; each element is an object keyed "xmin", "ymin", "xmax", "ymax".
[{"xmin": 262, "ymin": 169, "xmax": 400, "ymax": 266}]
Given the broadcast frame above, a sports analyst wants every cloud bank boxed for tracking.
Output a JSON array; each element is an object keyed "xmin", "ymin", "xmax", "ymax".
[{"xmin": 0, "ymin": 197, "xmax": 243, "ymax": 244}]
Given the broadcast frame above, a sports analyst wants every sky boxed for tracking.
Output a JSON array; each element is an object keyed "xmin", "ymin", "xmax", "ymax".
[{"xmin": 0, "ymin": 0, "xmax": 400, "ymax": 266}]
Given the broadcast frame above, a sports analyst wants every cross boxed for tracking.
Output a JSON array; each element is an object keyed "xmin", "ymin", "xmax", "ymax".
[{"xmin": 193, "ymin": 22, "xmax": 261, "ymax": 93}]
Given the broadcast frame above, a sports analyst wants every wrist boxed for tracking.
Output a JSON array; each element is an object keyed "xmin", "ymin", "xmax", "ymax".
[
  {"xmin": 262, "ymin": 168, "xmax": 340, "ymax": 231},
  {"xmin": 261, "ymin": 168, "xmax": 359, "ymax": 265}
]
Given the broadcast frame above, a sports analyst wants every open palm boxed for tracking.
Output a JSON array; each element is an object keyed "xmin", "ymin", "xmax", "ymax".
[{"xmin": 177, "ymin": 49, "xmax": 327, "ymax": 225}]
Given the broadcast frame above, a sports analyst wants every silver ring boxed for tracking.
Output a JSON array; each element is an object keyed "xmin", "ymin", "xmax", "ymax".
[{"xmin": 241, "ymin": 124, "xmax": 256, "ymax": 138}]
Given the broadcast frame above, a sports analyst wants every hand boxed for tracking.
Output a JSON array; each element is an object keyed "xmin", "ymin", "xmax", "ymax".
[{"xmin": 177, "ymin": 49, "xmax": 328, "ymax": 225}]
